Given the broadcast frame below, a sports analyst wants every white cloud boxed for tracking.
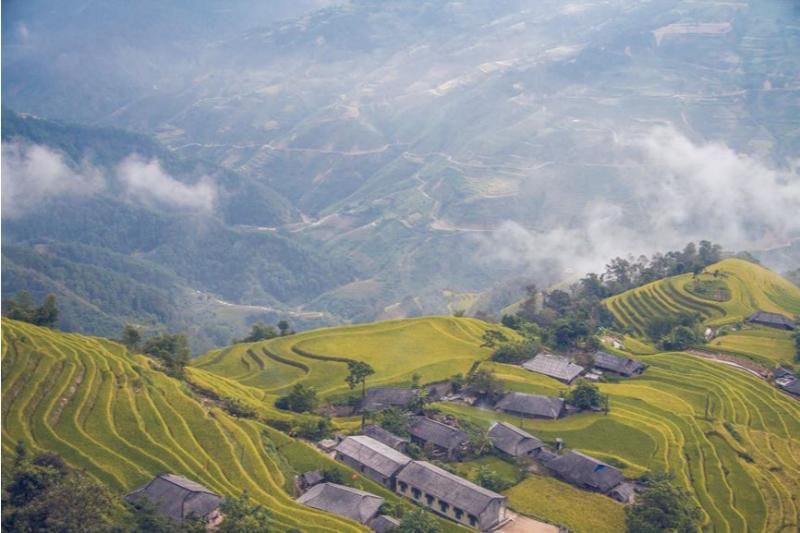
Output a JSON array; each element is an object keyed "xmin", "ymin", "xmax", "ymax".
[
  {"xmin": 479, "ymin": 126, "xmax": 800, "ymax": 278},
  {"xmin": 117, "ymin": 156, "xmax": 216, "ymax": 212},
  {"xmin": 1, "ymin": 142, "xmax": 105, "ymax": 218}
]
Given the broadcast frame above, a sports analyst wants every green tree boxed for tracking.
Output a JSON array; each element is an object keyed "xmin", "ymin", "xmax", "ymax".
[
  {"xmin": 121, "ymin": 324, "xmax": 142, "ymax": 352},
  {"xmin": 275, "ymin": 384, "xmax": 318, "ymax": 413},
  {"xmin": 32, "ymin": 294, "xmax": 59, "ymax": 328},
  {"xmin": 346, "ymin": 361, "xmax": 375, "ymax": 428},
  {"xmin": 567, "ymin": 379, "xmax": 602, "ymax": 410},
  {"xmin": 793, "ymin": 333, "xmax": 800, "ymax": 362},
  {"xmin": 242, "ymin": 323, "xmax": 278, "ymax": 343},
  {"xmin": 291, "ymin": 414, "xmax": 332, "ymax": 440},
  {"xmin": 128, "ymin": 495, "xmax": 178, "ymax": 532},
  {"xmin": 465, "ymin": 368, "xmax": 505, "ymax": 402},
  {"xmin": 480, "ymin": 329, "xmax": 509, "ymax": 348},
  {"xmin": 464, "ymin": 424, "xmax": 493, "ymax": 457},
  {"xmin": 490, "ymin": 341, "xmax": 538, "ymax": 364},
  {"xmin": 377, "ymin": 407, "xmax": 409, "ymax": 436},
  {"xmin": 475, "ymin": 466, "xmax": 510, "ymax": 492},
  {"xmin": 217, "ymin": 492, "xmax": 271, "ymax": 533},
  {"xmin": 449, "ymin": 373, "xmax": 466, "ymax": 393},
  {"xmin": 142, "ymin": 333, "xmax": 191, "ymax": 377},
  {"xmin": 277, "ymin": 320, "xmax": 291, "ymax": 336},
  {"xmin": 625, "ymin": 479, "xmax": 702, "ymax": 533},
  {"xmin": 3, "ymin": 291, "xmax": 36, "ymax": 323},
  {"xmin": 398, "ymin": 508, "xmax": 442, "ymax": 533}
]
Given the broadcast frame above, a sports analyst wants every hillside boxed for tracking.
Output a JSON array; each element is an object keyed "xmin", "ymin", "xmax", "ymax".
[
  {"xmin": 0, "ymin": 319, "xmax": 471, "ymax": 533},
  {"xmin": 193, "ymin": 316, "xmax": 510, "ymax": 401},
  {"xmin": 605, "ymin": 258, "xmax": 800, "ymax": 351}
]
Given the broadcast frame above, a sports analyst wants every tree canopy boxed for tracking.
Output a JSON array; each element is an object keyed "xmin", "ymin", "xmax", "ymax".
[
  {"xmin": 3, "ymin": 292, "xmax": 60, "ymax": 328},
  {"xmin": 626, "ymin": 477, "xmax": 702, "ymax": 533}
]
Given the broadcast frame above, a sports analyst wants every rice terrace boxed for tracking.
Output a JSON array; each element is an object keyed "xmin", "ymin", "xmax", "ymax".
[{"xmin": 2, "ymin": 255, "xmax": 798, "ymax": 532}]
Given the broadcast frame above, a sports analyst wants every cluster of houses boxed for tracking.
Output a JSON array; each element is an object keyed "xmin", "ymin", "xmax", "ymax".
[
  {"xmin": 521, "ymin": 349, "xmax": 646, "ymax": 385},
  {"xmin": 774, "ymin": 367, "xmax": 800, "ymax": 396},
  {"xmin": 299, "ymin": 432, "xmax": 508, "ymax": 531}
]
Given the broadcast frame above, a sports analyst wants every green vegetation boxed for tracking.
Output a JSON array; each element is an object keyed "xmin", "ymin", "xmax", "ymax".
[
  {"xmin": 276, "ymin": 384, "xmax": 319, "ymax": 413},
  {"xmin": 505, "ymin": 475, "xmax": 626, "ymax": 533},
  {"xmin": 626, "ymin": 475, "xmax": 702, "ymax": 533},
  {"xmin": 566, "ymin": 379, "xmax": 603, "ymax": 410},
  {"xmin": 2, "ymin": 291, "xmax": 59, "ymax": 328},
  {"xmin": 685, "ymin": 276, "xmax": 730, "ymax": 302}
]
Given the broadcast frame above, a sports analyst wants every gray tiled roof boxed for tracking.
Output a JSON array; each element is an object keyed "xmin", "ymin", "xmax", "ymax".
[
  {"xmin": 592, "ymin": 351, "xmax": 645, "ymax": 377},
  {"xmin": 125, "ymin": 474, "xmax": 222, "ymax": 524},
  {"xmin": 297, "ymin": 482, "xmax": 383, "ymax": 524},
  {"xmin": 746, "ymin": 311, "xmax": 796, "ymax": 330},
  {"xmin": 364, "ymin": 425, "xmax": 409, "ymax": 450},
  {"xmin": 362, "ymin": 388, "xmax": 418, "ymax": 411},
  {"xmin": 335, "ymin": 436, "xmax": 412, "ymax": 477},
  {"xmin": 396, "ymin": 461, "xmax": 505, "ymax": 514},
  {"xmin": 408, "ymin": 417, "xmax": 467, "ymax": 450},
  {"xmin": 488, "ymin": 421, "xmax": 544, "ymax": 456},
  {"xmin": 495, "ymin": 392, "xmax": 565, "ymax": 419},
  {"xmin": 546, "ymin": 451, "xmax": 624, "ymax": 492},
  {"xmin": 522, "ymin": 353, "xmax": 584, "ymax": 383}
]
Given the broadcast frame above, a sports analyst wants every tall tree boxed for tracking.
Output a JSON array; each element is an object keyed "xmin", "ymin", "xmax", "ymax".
[
  {"xmin": 346, "ymin": 361, "xmax": 375, "ymax": 429},
  {"xmin": 32, "ymin": 294, "xmax": 59, "ymax": 328},
  {"xmin": 121, "ymin": 324, "xmax": 142, "ymax": 352},
  {"xmin": 398, "ymin": 509, "xmax": 441, "ymax": 533},
  {"xmin": 625, "ymin": 479, "xmax": 702, "ymax": 533}
]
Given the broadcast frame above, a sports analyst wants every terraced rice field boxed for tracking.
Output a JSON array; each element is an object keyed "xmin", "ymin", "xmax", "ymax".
[
  {"xmin": 604, "ymin": 258, "xmax": 800, "ymax": 335},
  {"xmin": 0, "ymin": 320, "xmax": 368, "ymax": 533},
  {"xmin": 194, "ymin": 316, "xmax": 507, "ymax": 398},
  {"xmin": 708, "ymin": 328, "xmax": 797, "ymax": 366},
  {"xmin": 441, "ymin": 353, "xmax": 800, "ymax": 533}
]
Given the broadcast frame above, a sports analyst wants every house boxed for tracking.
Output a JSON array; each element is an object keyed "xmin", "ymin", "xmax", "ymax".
[
  {"xmin": 125, "ymin": 474, "xmax": 223, "ymax": 526},
  {"xmin": 361, "ymin": 388, "xmax": 419, "ymax": 412},
  {"xmin": 779, "ymin": 378, "xmax": 800, "ymax": 396},
  {"xmin": 408, "ymin": 416, "xmax": 468, "ymax": 460},
  {"xmin": 746, "ymin": 311, "xmax": 796, "ymax": 331},
  {"xmin": 774, "ymin": 367, "xmax": 794, "ymax": 380},
  {"xmin": 488, "ymin": 421, "xmax": 544, "ymax": 458},
  {"xmin": 610, "ymin": 482, "xmax": 637, "ymax": 504},
  {"xmin": 364, "ymin": 424, "xmax": 409, "ymax": 452},
  {"xmin": 334, "ymin": 435, "xmax": 412, "ymax": 489},
  {"xmin": 543, "ymin": 451, "xmax": 624, "ymax": 493},
  {"xmin": 592, "ymin": 351, "xmax": 645, "ymax": 377},
  {"xmin": 296, "ymin": 482, "xmax": 384, "ymax": 525},
  {"xmin": 495, "ymin": 392, "xmax": 565, "ymax": 420},
  {"xmin": 395, "ymin": 461, "xmax": 508, "ymax": 530},
  {"xmin": 522, "ymin": 353, "xmax": 584, "ymax": 384},
  {"xmin": 370, "ymin": 514, "xmax": 401, "ymax": 532}
]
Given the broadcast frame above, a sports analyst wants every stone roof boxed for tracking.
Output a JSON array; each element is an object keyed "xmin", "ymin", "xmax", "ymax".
[
  {"xmin": 495, "ymin": 392, "xmax": 565, "ymax": 419},
  {"xmin": 364, "ymin": 425, "xmax": 408, "ymax": 450},
  {"xmin": 297, "ymin": 482, "xmax": 383, "ymax": 524},
  {"xmin": 592, "ymin": 351, "xmax": 645, "ymax": 377},
  {"xmin": 396, "ymin": 461, "xmax": 505, "ymax": 515},
  {"xmin": 335, "ymin": 436, "xmax": 412, "ymax": 477},
  {"xmin": 408, "ymin": 416, "xmax": 468, "ymax": 450},
  {"xmin": 522, "ymin": 353, "xmax": 584, "ymax": 383},
  {"xmin": 774, "ymin": 367, "xmax": 794, "ymax": 379},
  {"xmin": 546, "ymin": 451, "xmax": 624, "ymax": 492},
  {"xmin": 746, "ymin": 311, "xmax": 796, "ymax": 330},
  {"xmin": 370, "ymin": 514, "xmax": 401, "ymax": 533},
  {"xmin": 488, "ymin": 421, "xmax": 544, "ymax": 456},
  {"xmin": 125, "ymin": 474, "xmax": 222, "ymax": 524},
  {"xmin": 781, "ymin": 379, "xmax": 800, "ymax": 396},
  {"xmin": 301, "ymin": 470, "xmax": 323, "ymax": 487},
  {"xmin": 362, "ymin": 388, "xmax": 418, "ymax": 411}
]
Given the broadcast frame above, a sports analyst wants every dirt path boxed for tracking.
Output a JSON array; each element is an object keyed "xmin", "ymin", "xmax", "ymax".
[
  {"xmin": 687, "ymin": 349, "xmax": 769, "ymax": 378},
  {"xmin": 498, "ymin": 511, "xmax": 560, "ymax": 533}
]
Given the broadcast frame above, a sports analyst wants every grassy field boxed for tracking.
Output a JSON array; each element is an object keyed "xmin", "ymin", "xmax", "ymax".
[
  {"xmin": 708, "ymin": 328, "xmax": 796, "ymax": 366},
  {"xmin": 194, "ymin": 316, "xmax": 514, "ymax": 398}
]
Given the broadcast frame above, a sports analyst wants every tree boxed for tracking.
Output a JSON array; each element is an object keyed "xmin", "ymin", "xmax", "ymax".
[
  {"xmin": 476, "ymin": 466, "xmax": 510, "ymax": 492},
  {"xmin": 142, "ymin": 333, "xmax": 191, "ymax": 377},
  {"xmin": 32, "ymin": 294, "xmax": 59, "ymax": 328},
  {"xmin": 662, "ymin": 326, "xmax": 697, "ymax": 351},
  {"xmin": 398, "ymin": 508, "xmax": 442, "ymax": 533},
  {"xmin": 277, "ymin": 320, "xmax": 291, "ymax": 336},
  {"xmin": 121, "ymin": 324, "xmax": 142, "ymax": 352},
  {"xmin": 275, "ymin": 384, "xmax": 318, "ymax": 413},
  {"xmin": 480, "ymin": 330, "xmax": 509, "ymax": 348},
  {"xmin": 464, "ymin": 424, "xmax": 493, "ymax": 457},
  {"xmin": 128, "ymin": 495, "xmax": 178, "ymax": 533},
  {"xmin": 377, "ymin": 407, "xmax": 409, "ymax": 436},
  {"xmin": 465, "ymin": 368, "xmax": 504, "ymax": 402},
  {"xmin": 291, "ymin": 414, "xmax": 332, "ymax": 440},
  {"xmin": 449, "ymin": 373, "xmax": 466, "ymax": 394},
  {"xmin": 794, "ymin": 333, "xmax": 800, "ymax": 362},
  {"xmin": 242, "ymin": 323, "xmax": 278, "ymax": 343},
  {"xmin": 626, "ymin": 479, "xmax": 702, "ymax": 533},
  {"xmin": 216, "ymin": 492, "xmax": 271, "ymax": 533},
  {"xmin": 544, "ymin": 290, "xmax": 573, "ymax": 315},
  {"xmin": 567, "ymin": 379, "xmax": 602, "ymax": 410},
  {"xmin": 490, "ymin": 341, "xmax": 538, "ymax": 364},
  {"xmin": 3, "ymin": 291, "xmax": 36, "ymax": 322},
  {"xmin": 346, "ymin": 361, "xmax": 375, "ymax": 429}
]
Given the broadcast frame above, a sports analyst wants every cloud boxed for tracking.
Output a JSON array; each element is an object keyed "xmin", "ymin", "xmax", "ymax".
[
  {"xmin": 1, "ymin": 142, "xmax": 105, "ymax": 218},
  {"xmin": 117, "ymin": 156, "xmax": 216, "ymax": 212},
  {"xmin": 478, "ymin": 126, "xmax": 800, "ymax": 278}
]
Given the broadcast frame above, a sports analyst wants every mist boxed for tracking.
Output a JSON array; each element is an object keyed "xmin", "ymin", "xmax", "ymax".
[{"xmin": 117, "ymin": 156, "xmax": 216, "ymax": 213}]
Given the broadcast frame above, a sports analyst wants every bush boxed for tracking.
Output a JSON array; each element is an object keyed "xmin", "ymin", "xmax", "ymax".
[
  {"xmin": 490, "ymin": 341, "xmax": 538, "ymax": 364},
  {"xmin": 275, "ymin": 384, "xmax": 319, "ymax": 413},
  {"xmin": 626, "ymin": 478, "xmax": 701, "ymax": 533},
  {"xmin": 567, "ymin": 379, "xmax": 603, "ymax": 410},
  {"xmin": 476, "ymin": 466, "xmax": 511, "ymax": 492},
  {"xmin": 222, "ymin": 397, "xmax": 256, "ymax": 418}
]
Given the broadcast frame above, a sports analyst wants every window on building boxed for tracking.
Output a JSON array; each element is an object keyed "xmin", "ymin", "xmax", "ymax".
[
  {"xmin": 439, "ymin": 501, "xmax": 449, "ymax": 513},
  {"xmin": 412, "ymin": 488, "xmax": 421, "ymax": 499},
  {"xmin": 454, "ymin": 508, "xmax": 464, "ymax": 520},
  {"xmin": 425, "ymin": 494, "xmax": 434, "ymax": 506},
  {"xmin": 360, "ymin": 466, "xmax": 365, "ymax": 473},
  {"xmin": 399, "ymin": 481, "xmax": 408, "ymax": 492},
  {"xmin": 469, "ymin": 515, "xmax": 478, "ymax": 527}
]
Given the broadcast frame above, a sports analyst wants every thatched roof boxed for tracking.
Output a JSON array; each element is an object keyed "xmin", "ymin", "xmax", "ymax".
[
  {"xmin": 546, "ymin": 451, "xmax": 624, "ymax": 492},
  {"xmin": 408, "ymin": 416, "xmax": 467, "ymax": 451},
  {"xmin": 746, "ymin": 311, "xmax": 796, "ymax": 330},
  {"xmin": 495, "ymin": 392, "xmax": 565, "ymax": 419},
  {"xmin": 592, "ymin": 351, "xmax": 645, "ymax": 377}
]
